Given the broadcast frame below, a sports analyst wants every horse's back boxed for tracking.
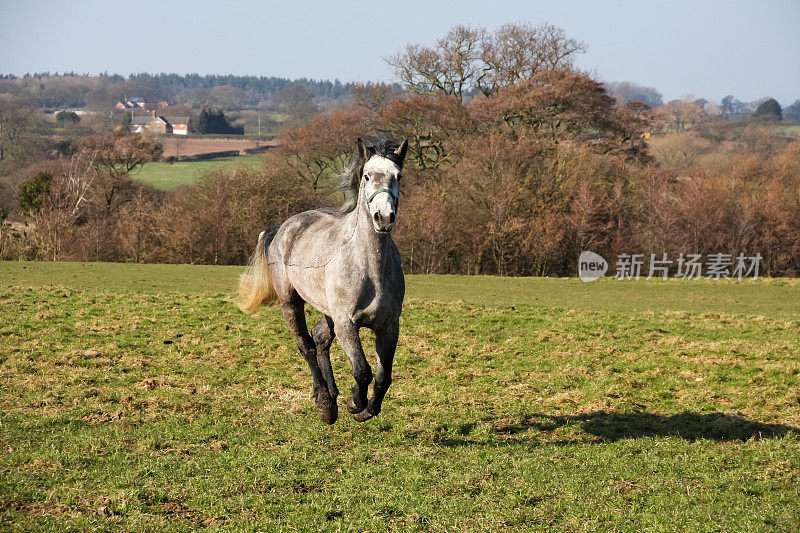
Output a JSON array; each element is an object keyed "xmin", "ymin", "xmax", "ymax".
[{"xmin": 271, "ymin": 208, "xmax": 351, "ymax": 268}]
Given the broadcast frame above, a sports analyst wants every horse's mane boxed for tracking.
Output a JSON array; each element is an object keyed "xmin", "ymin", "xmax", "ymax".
[
  {"xmin": 339, "ymin": 139, "xmax": 404, "ymax": 213},
  {"xmin": 338, "ymin": 157, "xmax": 362, "ymax": 214}
]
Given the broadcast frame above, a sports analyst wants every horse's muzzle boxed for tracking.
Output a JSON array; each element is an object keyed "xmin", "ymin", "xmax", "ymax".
[{"xmin": 373, "ymin": 210, "xmax": 395, "ymax": 233}]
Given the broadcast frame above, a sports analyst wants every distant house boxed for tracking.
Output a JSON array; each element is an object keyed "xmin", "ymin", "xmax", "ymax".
[
  {"xmin": 115, "ymin": 97, "xmax": 147, "ymax": 110},
  {"xmin": 130, "ymin": 110, "xmax": 191, "ymax": 135},
  {"xmin": 130, "ymin": 113, "xmax": 166, "ymax": 133},
  {"xmin": 169, "ymin": 118, "xmax": 190, "ymax": 135}
]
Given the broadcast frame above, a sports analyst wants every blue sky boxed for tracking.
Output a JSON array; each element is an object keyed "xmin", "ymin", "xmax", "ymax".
[{"xmin": 1, "ymin": 0, "xmax": 798, "ymax": 105}]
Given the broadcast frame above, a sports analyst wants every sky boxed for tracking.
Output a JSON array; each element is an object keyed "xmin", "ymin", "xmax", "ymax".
[{"xmin": 1, "ymin": 0, "xmax": 798, "ymax": 106}]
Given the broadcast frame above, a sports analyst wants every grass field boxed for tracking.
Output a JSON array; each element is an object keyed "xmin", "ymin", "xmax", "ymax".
[
  {"xmin": 774, "ymin": 124, "xmax": 800, "ymax": 137},
  {"xmin": 157, "ymin": 139, "xmax": 274, "ymax": 158},
  {"xmin": 133, "ymin": 155, "xmax": 264, "ymax": 190},
  {"xmin": 1, "ymin": 262, "xmax": 799, "ymax": 531}
]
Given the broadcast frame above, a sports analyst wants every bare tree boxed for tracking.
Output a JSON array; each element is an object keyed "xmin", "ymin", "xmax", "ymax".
[
  {"xmin": 279, "ymin": 84, "xmax": 319, "ymax": 126},
  {"xmin": 351, "ymin": 82, "xmax": 398, "ymax": 114},
  {"xmin": 605, "ymin": 81, "xmax": 663, "ymax": 108},
  {"xmin": 386, "ymin": 23, "xmax": 586, "ymax": 99},
  {"xmin": 279, "ymin": 109, "xmax": 369, "ymax": 191},
  {"xmin": 377, "ymin": 95, "xmax": 473, "ymax": 169},
  {"xmin": 478, "ymin": 23, "xmax": 587, "ymax": 96},
  {"xmin": 79, "ymin": 132, "xmax": 163, "ymax": 179},
  {"xmin": 0, "ymin": 101, "xmax": 37, "ymax": 164},
  {"xmin": 660, "ymin": 95, "xmax": 706, "ymax": 132},
  {"xmin": 386, "ymin": 25, "xmax": 485, "ymax": 100}
]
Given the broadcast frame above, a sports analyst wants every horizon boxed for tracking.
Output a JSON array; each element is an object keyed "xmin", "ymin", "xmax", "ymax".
[{"xmin": 1, "ymin": 0, "xmax": 799, "ymax": 107}]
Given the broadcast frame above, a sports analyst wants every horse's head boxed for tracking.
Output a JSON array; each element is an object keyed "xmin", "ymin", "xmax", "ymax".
[{"xmin": 358, "ymin": 138, "xmax": 408, "ymax": 235}]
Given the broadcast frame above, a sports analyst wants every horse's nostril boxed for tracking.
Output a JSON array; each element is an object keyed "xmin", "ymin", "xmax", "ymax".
[
  {"xmin": 373, "ymin": 212, "xmax": 380, "ymax": 222},
  {"xmin": 389, "ymin": 213, "xmax": 395, "ymax": 224}
]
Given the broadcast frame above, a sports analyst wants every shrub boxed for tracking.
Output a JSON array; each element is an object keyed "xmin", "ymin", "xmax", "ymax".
[
  {"xmin": 56, "ymin": 111, "xmax": 81, "ymax": 125},
  {"xmin": 17, "ymin": 171, "xmax": 53, "ymax": 214}
]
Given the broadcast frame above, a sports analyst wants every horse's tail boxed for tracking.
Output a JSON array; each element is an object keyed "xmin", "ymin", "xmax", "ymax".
[{"xmin": 237, "ymin": 224, "xmax": 281, "ymax": 313}]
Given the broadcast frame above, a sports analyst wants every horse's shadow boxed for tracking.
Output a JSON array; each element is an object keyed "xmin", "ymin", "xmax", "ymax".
[{"xmin": 439, "ymin": 410, "xmax": 798, "ymax": 446}]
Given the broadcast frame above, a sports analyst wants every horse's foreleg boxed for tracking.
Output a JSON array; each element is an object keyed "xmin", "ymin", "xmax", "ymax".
[
  {"xmin": 281, "ymin": 301, "xmax": 337, "ymax": 425},
  {"xmin": 359, "ymin": 319, "xmax": 399, "ymax": 421},
  {"xmin": 333, "ymin": 319, "xmax": 372, "ymax": 417},
  {"xmin": 311, "ymin": 315, "xmax": 338, "ymax": 400}
]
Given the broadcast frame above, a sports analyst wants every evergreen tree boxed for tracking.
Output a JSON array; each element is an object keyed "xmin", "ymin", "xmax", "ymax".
[
  {"xmin": 754, "ymin": 98, "xmax": 782, "ymax": 120},
  {"xmin": 56, "ymin": 111, "xmax": 81, "ymax": 125},
  {"xmin": 195, "ymin": 108, "xmax": 243, "ymax": 134},
  {"xmin": 17, "ymin": 171, "xmax": 53, "ymax": 214}
]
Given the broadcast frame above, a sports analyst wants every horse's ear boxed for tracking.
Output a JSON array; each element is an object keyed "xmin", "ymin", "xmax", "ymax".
[
  {"xmin": 394, "ymin": 139, "xmax": 409, "ymax": 166},
  {"xmin": 356, "ymin": 138, "xmax": 368, "ymax": 161}
]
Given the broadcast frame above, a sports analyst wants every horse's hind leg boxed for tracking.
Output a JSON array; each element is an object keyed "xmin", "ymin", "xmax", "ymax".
[
  {"xmin": 312, "ymin": 316, "xmax": 338, "ymax": 400},
  {"xmin": 281, "ymin": 299, "xmax": 337, "ymax": 425}
]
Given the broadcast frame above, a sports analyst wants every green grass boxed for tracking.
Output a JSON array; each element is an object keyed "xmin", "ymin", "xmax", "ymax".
[
  {"xmin": 132, "ymin": 155, "xmax": 263, "ymax": 190},
  {"xmin": 2, "ymin": 262, "xmax": 799, "ymax": 531},
  {"xmin": 2, "ymin": 262, "xmax": 798, "ymax": 316},
  {"xmin": 774, "ymin": 124, "xmax": 800, "ymax": 137}
]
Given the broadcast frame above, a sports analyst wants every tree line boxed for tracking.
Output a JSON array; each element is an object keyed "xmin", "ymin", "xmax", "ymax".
[{"xmin": 0, "ymin": 72, "xmax": 351, "ymax": 110}]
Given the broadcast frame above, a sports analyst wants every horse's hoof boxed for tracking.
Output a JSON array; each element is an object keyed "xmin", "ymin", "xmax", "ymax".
[
  {"xmin": 316, "ymin": 395, "xmax": 338, "ymax": 425},
  {"xmin": 318, "ymin": 404, "xmax": 338, "ymax": 425},
  {"xmin": 352, "ymin": 409, "xmax": 374, "ymax": 422},
  {"xmin": 346, "ymin": 396, "xmax": 364, "ymax": 414}
]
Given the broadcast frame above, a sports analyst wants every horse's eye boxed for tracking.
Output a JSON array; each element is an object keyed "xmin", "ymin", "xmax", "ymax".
[{"xmin": 363, "ymin": 175, "xmax": 369, "ymax": 181}]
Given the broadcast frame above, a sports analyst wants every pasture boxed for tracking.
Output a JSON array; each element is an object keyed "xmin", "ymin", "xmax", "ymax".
[
  {"xmin": 774, "ymin": 124, "xmax": 800, "ymax": 137},
  {"xmin": 132, "ymin": 155, "xmax": 264, "ymax": 190},
  {"xmin": 1, "ymin": 262, "xmax": 799, "ymax": 531},
  {"xmin": 158, "ymin": 138, "xmax": 277, "ymax": 159}
]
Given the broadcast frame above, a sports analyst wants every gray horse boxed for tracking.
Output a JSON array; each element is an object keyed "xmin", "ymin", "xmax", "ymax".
[{"xmin": 237, "ymin": 138, "xmax": 407, "ymax": 425}]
